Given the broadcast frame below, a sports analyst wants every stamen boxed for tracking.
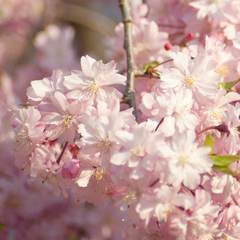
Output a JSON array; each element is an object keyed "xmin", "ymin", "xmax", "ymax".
[
  {"xmin": 63, "ymin": 114, "xmax": 74, "ymax": 128},
  {"xmin": 130, "ymin": 145, "xmax": 145, "ymax": 157},
  {"xmin": 95, "ymin": 167, "xmax": 105, "ymax": 181},
  {"xmin": 184, "ymin": 75, "xmax": 195, "ymax": 87}
]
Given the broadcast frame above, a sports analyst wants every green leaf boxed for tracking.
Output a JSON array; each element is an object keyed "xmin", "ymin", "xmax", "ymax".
[
  {"xmin": 213, "ymin": 165, "xmax": 232, "ymax": 174},
  {"xmin": 210, "ymin": 154, "xmax": 240, "ymax": 167},
  {"xmin": 219, "ymin": 79, "xmax": 240, "ymax": 92},
  {"xmin": 210, "ymin": 154, "xmax": 240, "ymax": 175},
  {"xmin": 143, "ymin": 61, "xmax": 160, "ymax": 73},
  {"xmin": 204, "ymin": 134, "xmax": 215, "ymax": 153}
]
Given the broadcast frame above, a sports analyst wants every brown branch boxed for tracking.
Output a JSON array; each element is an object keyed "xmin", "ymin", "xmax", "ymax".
[
  {"xmin": 149, "ymin": 178, "xmax": 160, "ymax": 187},
  {"xmin": 57, "ymin": 141, "xmax": 69, "ymax": 164},
  {"xmin": 119, "ymin": 0, "xmax": 138, "ymax": 120},
  {"xmin": 155, "ymin": 118, "xmax": 164, "ymax": 132}
]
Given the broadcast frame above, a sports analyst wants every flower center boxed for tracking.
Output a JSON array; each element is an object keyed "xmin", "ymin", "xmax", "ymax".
[
  {"xmin": 15, "ymin": 128, "xmax": 30, "ymax": 146},
  {"xmin": 130, "ymin": 145, "xmax": 145, "ymax": 157},
  {"xmin": 88, "ymin": 82, "xmax": 99, "ymax": 93},
  {"xmin": 123, "ymin": 191, "xmax": 137, "ymax": 204},
  {"xmin": 98, "ymin": 138, "xmax": 112, "ymax": 151},
  {"xmin": 184, "ymin": 75, "xmax": 195, "ymax": 87},
  {"xmin": 178, "ymin": 154, "xmax": 190, "ymax": 166},
  {"xmin": 95, "ymin": 167, "xmax": 105, "ymax": 181},
  {"xmin": 63, "ymin": 114, "xmax": 74, "ymax": 128}
]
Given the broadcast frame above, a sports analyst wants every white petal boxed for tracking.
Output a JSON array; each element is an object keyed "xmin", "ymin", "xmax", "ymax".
[
  {"xmin": 76, "ymin": 169, "xmax": 94, "ymax": 187},
  {"xmin": 80, "ymin": 55, "xmax": 96, "ymax": 77},
  {"xmin": 111, "ymin": 152, "xmax": 129, "ymax": 165}
]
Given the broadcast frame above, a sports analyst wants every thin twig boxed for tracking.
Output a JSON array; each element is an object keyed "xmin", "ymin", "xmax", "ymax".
[
  {"xmin": 57, "ymin": 141, "xmax": 69, "ymax": 164},
  {"xmin": 149, "ymin": 178, "xmax": 160, "ymax": 187},
  {"xmin": 155, "ymin": 118, "xmax": 164, "ymax": 132},
  {"xmin": 119, "ymin": 0, "xmax": 138, "ymax": 120},
  {"xmin": 160, "ymin": 58, "xmax": 173, "ymax": 65}
]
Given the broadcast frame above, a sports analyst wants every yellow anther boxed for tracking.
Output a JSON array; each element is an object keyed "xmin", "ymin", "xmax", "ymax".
[
  {"xmin": 95, "ymin": 167, "xmax": 105, "ymax": 181},
  {"xmin": 63, "ymin": 114, "xmax": 73, "ymax": 128},
  {"xmin": 98, "ymin": 138, "xmax": 112, "ymax": 150},
  {"xmin": 184, "ymin": 75, "xmax": 195, "ymax": 87},
  {"xmin": 88, "ymin": 83, "xmax": 99, "ymax": 93},
  {"xmin": 130, "ymin": 145, "xmax": 145, "ymax": 157},
  {"xmin": 15, "ymin": 128, "xmax": 30, "ymax": 146},
  {"xmin": 123, "ymin": 191, "xmax": 137, "ymax": 204}
]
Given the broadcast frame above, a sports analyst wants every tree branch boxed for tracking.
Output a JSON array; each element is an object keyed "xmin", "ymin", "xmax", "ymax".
[
  {"xmin": 57, "ymin": 141, "xmax": 69, "ymax": 164},
  {"xmin": 119, "ymin": 0, "xmax": 138, "ymax": 120}
]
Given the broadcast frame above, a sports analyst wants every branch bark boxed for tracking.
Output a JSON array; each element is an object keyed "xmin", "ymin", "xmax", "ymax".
[{"xmin": 119, "ymin": 0, "xmax": 138, "ymax": 120}]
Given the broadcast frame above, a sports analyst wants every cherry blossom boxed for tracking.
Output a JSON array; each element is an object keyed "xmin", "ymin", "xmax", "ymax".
[
  {"xmin": 6, "ymin": 0, "xmax": 240, "ymax": 239},
  {"xmin": 64, "ymin": 55, "xmax": 126, "ymax": 100}
]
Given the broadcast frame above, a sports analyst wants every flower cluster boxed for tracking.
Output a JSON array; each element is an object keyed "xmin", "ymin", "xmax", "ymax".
[
  {"xmin": 10, "ymin": 0, "xmax": 240, "ymax": 239},
  {"xmin": 0, "ymin": 57, "xmax": 142, "ymax": 240}
]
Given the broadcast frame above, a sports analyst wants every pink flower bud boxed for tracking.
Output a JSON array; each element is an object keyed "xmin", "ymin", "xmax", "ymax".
[
  {"xmin": 186, "ymin": 32, "xmax": 194, "ymax": 41},
  {"xmin": 164, "ymin": 42, "xmax": 172, "ymax": 51}
]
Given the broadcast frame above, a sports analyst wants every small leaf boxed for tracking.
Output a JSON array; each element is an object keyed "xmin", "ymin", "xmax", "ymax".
[
  {"xmin": 204, "ymin": 134, "xmax": 215, "ymax": 153},
  {"xmin": 219, "ymin": 79, "xmax": 240, "ymax": 92},
  {"xmin": 143, "ymin": 61, "xmax": 160, "ymax": 73},
  {"xmin": 213, "ymin": 165, "xmax": 232, "ymax": 174},
  {"xmin": 210, "ymin": 154, "xmax": 240, "ymax": 175},
  {"xmin": 210, "ymin": 154, "xmax": 240, "ymax": 167},
  {"xmin": 143, "ymin": 61, "xmax": 160, "ymax": 77}
]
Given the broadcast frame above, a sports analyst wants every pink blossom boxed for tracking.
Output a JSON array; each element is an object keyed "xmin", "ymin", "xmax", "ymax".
[
  {"xmin": 13, "ymin": 107, "xmax": 44, "ymax": 154},
  {"xmin": 64, "ymin": 55, "xmax": 126, "ymax": 100},
  {"xmin": 27, "ymin": 70, "xmax": 66, "ymax": 102},
  {"xmin": 110, "ymin": 122, "xmax": 163, "ymax": 179},
  {"xmin": 190, "ymin": 0, "xmax": 230, "ymax": 20},
  {"xmin": 160, "ymin": 51, "xmax": 220, "ymax": 104},
  {"xmin": 42, "ymin": 91, "xmax": 88, "ymax": 142},
  {"xmin": 136, "ymin": 185, "xmax": 187, "ymax": 225},
  {"xmin": 8, "ymin": 1, "xmax": 240, "ymax": 239},
  {"xmin": 162, "ymin": 132, "xmax": 212, "ymax": 189}
]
